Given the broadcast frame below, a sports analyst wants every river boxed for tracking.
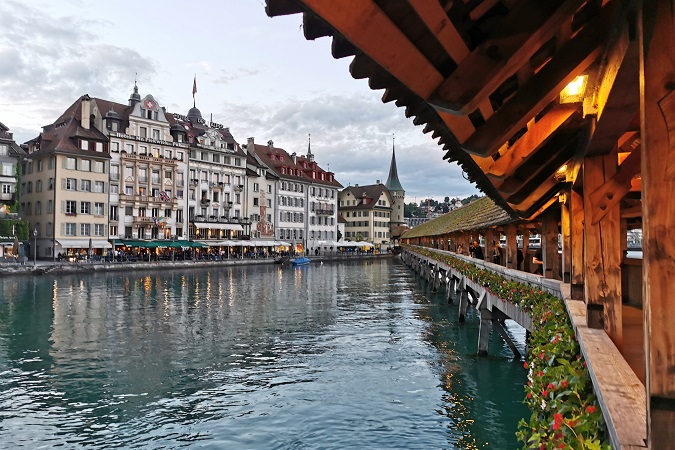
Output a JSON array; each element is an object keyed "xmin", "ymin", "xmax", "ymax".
[{"xmin": 0, "ymin": 258, "xmax": 527, "ymax": 449}]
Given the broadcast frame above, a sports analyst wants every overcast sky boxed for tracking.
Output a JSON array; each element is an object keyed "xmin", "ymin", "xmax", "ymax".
[{"xmin": 0, "ymin": 0, "xmax": 479, "ymax": 202}]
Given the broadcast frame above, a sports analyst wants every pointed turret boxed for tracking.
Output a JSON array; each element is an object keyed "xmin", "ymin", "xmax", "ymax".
[
  {"xmin": 128, "ymin": 81, "xmax": 141, "ymax": 107},
  {"xmin": 385, "ymin": 138, "xmax": 404, "ymax": 192}
]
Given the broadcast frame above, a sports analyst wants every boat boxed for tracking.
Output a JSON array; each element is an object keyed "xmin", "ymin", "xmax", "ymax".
[{"xmin": 289, "ymin": 257, "xmax": 311, "ymax": 266}]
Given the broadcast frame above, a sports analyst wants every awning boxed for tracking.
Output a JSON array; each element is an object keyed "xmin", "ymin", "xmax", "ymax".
[
  {"xmin": 56, "ymin": 239, "xmax": 112, "ymax": 249},
  {"xmin": 193, "ymin": 222, "xmax": 243, "ymax": 231}
]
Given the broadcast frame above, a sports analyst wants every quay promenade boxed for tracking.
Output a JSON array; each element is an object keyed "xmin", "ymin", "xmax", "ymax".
[{"xmin": 0, "ymin": 252, "xmax": 395, "ymax": 277}]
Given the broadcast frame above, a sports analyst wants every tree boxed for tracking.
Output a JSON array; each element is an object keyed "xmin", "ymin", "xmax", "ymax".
[{"xmin": 444, "ymin": 196, "xmax": 450, "ymax": 204}]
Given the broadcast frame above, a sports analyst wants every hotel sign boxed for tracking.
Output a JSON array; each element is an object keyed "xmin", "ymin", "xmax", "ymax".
[
  {"xmin": 111, "ymin": 132, "xmax": 188, "ymax": 149},
  {"xmin": 172, "ymin": 113, "xmax": 224, "ymax": 129}
]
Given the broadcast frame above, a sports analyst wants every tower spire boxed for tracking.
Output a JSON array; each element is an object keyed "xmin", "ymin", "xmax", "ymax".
[
  {"xmin": 385, "ymin": 134, "xmax": 404, "ymax": 192},
  {"xmin": 307, "ymin": 133, "xmax": 314, "ymax": 162}
]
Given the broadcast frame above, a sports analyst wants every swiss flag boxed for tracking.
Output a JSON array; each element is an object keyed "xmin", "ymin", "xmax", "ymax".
[{"xmin": 192, "ymin": 76, "xmax": 197, "ymax": 97}]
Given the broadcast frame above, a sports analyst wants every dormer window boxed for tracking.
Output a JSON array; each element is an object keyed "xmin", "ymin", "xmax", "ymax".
[{"xmin": 80, "ymin": 139, "xmax": 88, "ymax": 150}]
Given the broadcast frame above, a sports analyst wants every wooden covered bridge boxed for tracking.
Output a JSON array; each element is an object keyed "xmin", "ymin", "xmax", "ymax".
[{"xmin": 264, "ymin": 0, "xmax": 673, "ymax": 447}]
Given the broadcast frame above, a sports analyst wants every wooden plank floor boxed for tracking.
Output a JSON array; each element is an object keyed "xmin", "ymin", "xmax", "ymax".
[{"xmin": 622, "ymin": 305, "xmax": 645, "ymax": 385}]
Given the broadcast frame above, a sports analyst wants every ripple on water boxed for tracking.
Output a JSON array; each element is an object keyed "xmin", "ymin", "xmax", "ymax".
[{"xmin": 0, "ymin": 260, "xmax": 527, "ymax": 449}]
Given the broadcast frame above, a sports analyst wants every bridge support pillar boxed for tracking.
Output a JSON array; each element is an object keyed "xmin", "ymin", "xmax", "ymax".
[
  {"xmin": 492, "ymin": 318, "xmax": 521, "ymax": 358},
  {"xmin": 478, "ymin": 309, "xmax": 493, "ymax": 356},
  {"xmin": 458, "ymin": 290, "xmax": 468, "ymax": 323},
  {"xmin": 432, "ymin": 265, "xmax": 439, "ymax": 292},
  {"xmin": 447, "ymin": 278, "xmax": 455, "ymax": 304}
]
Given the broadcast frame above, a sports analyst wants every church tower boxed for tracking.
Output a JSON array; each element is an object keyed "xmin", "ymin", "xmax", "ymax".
[{"xmin": 385, "ymin": 137, "xmax": 405, "ymax": 227}]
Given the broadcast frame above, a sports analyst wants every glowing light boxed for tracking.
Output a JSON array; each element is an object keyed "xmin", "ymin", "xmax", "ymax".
[{"xmin": 559, "ymin": 75, "xmax": 587, "ymax": 104}]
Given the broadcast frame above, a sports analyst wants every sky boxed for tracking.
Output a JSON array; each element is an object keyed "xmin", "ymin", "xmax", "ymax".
[{"xmin": 0, "ymin": 0, "xmax": 479, "ymax": 203}]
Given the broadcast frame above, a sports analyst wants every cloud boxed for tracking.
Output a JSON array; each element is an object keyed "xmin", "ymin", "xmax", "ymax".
[
  {"xmin": 215, "ymin": 92, "xmax": 479, "ymax": 201},
  {"xmin": 0, "ymin": 1, "xmax": 156, "ymax": 141}
]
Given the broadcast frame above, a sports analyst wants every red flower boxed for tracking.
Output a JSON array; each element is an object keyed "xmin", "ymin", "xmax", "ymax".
[
  {"xmin": 527, "ymin": 393, "xmax": 532, "ymax": 399},
  {"xmin": 539, "ymin": 352, "xmax": 545, "ymax": 359},
  {"xmin": 561, "ymin": 380, "xmax": 568, "ymax": 388},
  {"xmin": 523, "ymin": 361, "xmax": 528, "ymax": 368},
  {"xmin": 542, "ymin": 390, "xmax": 549, "ymax": 397},
  {"xmin": 553, "ymin": 413, "xmax": 563, "ymax": 430},
  {"xmin": 547, "ymin": 383, "xmax": 555, "ymax": 390},
  {"xmin": 586, "ymin": 405, "xmax": 596, "ymax": 414}
]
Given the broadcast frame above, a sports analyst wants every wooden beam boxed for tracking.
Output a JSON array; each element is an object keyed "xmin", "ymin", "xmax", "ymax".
[
  {"xmin": 430, "ymin": 0, "xmax": 587, "ymax": 114},
  {"xmin": 459, "ymin": 2, "xmax": 614, "ymax": 156},
  {"xmin": 570, "ymin": 189, "xmax": 584, "ymax": 300},
  {"xmin": 588, "ymin": 146, "xmax": 641, "ymax": 225},
  {"xmin": 506, "ymin": 223, "xmax": 518, "ymax": 269},
  {"xmin": 542, "ymin": 209, "xmax": 561, "ymax": 280},
  {"xmin": 561, "ymin": 191, "xmax": 572, "ymax": 282},
  {"xmin": 620, "ymin": 204, "xmax": 641, "ymax": 219},
  {"xmin": 586, "ymin": 9, "xmax": 641, "ymax": 156},
  {"xmin": 436, "ymin": 110, "xmax": 475, "ymax": 144},
  {"xmin": 300, "ymin": 0, "xmax": 443, "ymax": 99},
  {"xmin": 583, "ymin": 151, "xmax": 622, "ymax": 349},
  {"xmin": 508, "ymin": 177, "xmax": 560, "ymax": 214},
  {"xmin": 518, "ymin": 196, "xmax": 558, "ymax": 222},
  {"xmin": 486, "ymin": 105, "xmax": 580, "ymax": 179},
  {"xmin": 640, "ymin": 1, "xmax": 675, "ymax": 446},
  {"xmin": 406, "ymin": 0, "xmax": 469, "ymax": 64}
]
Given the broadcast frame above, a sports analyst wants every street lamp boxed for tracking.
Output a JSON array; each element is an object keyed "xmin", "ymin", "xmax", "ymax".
[{"xmin": 33, "ymin": 228, "xmax": 37, "ymax": 266}]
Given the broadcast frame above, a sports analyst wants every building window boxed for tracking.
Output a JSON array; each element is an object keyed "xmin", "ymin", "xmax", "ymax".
[
  {"xmin": 253, "ymin": 183, "xmax": 259, "ymax": 192},
  {"xmin": 152, "ymin": 129, "xmax": 160, "ymax": 140},
  {"xmin": 80, "ymin": 159, "xmax": 91, "ymax": 171},
  {"xmin": 94, "ymin": 202, "xmax": 104, "ymax": 216},
  {"xmin": 253, "ymin": 197, "xmax": 259, "ymax": 206},
  {"xmin": 81, "ymin": 180, "xmax": 91, "ymax": 192},
  {"xmin": 140, "ymin": 127, "xmax": 147, "ymax": 138},
  {"xmin": 80, "ymin": 201, "xmax": 91, "ymax": 214},
  {"xmin": 65, "ymin": 157, "xmax": 76, "ymax": 169},
  {"xmin": 65, "ymin": 223, "xmax": 76, "ymax": 236},
  {"xmin": 94, "ymin": 224, "xmax": 104, "ymax": 236},
  {"xmin": 80, "ymin": 223, "xmax": 91, "ymax": 236},
  {"xmin": 94, "ymin": 181, "xmax": 105, "ymax": 193},
  {"xmin": 35, "ymin": 201, "xmax": 41, "ymax": 215},
  {"xmin": 64, "ymin": 178, "xmax": 76, "ymax": 190}
]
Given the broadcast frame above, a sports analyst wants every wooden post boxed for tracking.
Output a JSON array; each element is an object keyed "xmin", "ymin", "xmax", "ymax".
[
  {"xmin": 542, "ymin": 209, "xmax": 561, "ymax": 280},
  {"xmin": 640, "ymin": 0, "xmax": 675, "ymax": 445},
  {"xmin": 477, "ymin": 308, "xmax": 492, "ymax": 356},
  {"xmin": 522, "ymin": 229, "xmax": 530, "ymax": 272},
  {"xmin": 484, "ymin": 228, "xmax": 495, "ymax": 264},
  {"xmin": 506, "ymin": 223, "xmax": 518, "ymax": 269},
  {"xmin": 571, "ymin": 189, "xmax": 585, "ymax": 299},
  {"xmin": 432, "ymin": 264, "xmax": 439, "ymax": 292},
  {"xmin": 561, "ymin": 192, "xmax": 572, "ymax": 282},
  {"xmin": 492, "ymin": 318, "xmax": 522, "ymax": 358},
  {"xmin": 583, "ymin": 151, "xmax": 622, "ymax": 349}
]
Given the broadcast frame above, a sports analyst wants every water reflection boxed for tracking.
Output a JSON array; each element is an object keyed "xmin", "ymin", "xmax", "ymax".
[{"xmin": 0, "ymin": 260, "xmax": 526, "ymax": 448}]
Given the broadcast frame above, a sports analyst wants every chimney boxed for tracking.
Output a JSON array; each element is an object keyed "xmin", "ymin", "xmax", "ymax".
[
  {"xmin": 376, "ymin": 180, "xmax": 381, "ymax": 184},
  {"xmin": 246, "ymin": 137, "xmax": 254, "ymax": 155},
  {"xmin": 81, "ymin": 95, "xmax": 91, "ymax": 130},
  {"xmin": 267, "ymin": 139, "xmax": 274, "ymax": 149},
  {"xmin": 355, "ymin": 183, "xmax": 359, "ymax": 187},
  {"xmin": 291, "ymin": 152, "xmax": 297, "ymax": 164}
]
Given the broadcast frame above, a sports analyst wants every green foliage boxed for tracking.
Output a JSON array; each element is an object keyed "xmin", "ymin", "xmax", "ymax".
[
  {"xmin": 461, "ymin": 194, "xmax": 481, "ymax": 205},
  {"xmin": 404, "ymin": 245, "xmax": 612, "ymax": 450},
  {"xmin": 0, "ymin": 219, "xmax": 29, "ymax": 240}
]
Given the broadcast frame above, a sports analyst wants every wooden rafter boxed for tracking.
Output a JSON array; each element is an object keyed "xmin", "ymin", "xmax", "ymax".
[
  {"xmin": 299, "ymin": 0, "xmax": 443, "ymax": 99},
  {"xmin": 406, "ymin": 0, "xmax": 469, "ymax": 64},
  {"xmin": 486, "ymin": 105, "xmax": 580, "ymax": 180},
  {"xmin": 460, "ymin": 2, "xmax": 616, "ymax": 157},
  {"xmin": 508, "ymin": 177, "xmax": 561, "ymax": 214},
  {"xmin": 430, "ymin": 0, "xmax": 586, "ymax": 115}
]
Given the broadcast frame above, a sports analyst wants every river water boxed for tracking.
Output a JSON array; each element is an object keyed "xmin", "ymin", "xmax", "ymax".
[{"xmin": 0, "ymin": 258, "xmax": 527, "ymax": 449}]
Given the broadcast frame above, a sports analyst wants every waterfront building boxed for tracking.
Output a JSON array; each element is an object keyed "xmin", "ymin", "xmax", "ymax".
[
  {"xmin": 107, "ymin": 85, "xmax": 188, "ymax": 241},
  {"xmin": 22, "ymin": 95, "xmax": 112, "ymax": 258},
  {"xmin": 338, "ymin": 142, "xmax": 405, "ymax": 249},
  {"xmin": 248, "ymin": 138, "xmax": 341, "ymax": 254},
  {"xmin": 169, "ymin": 110, "xmax": 248, "ymax": 243},
  {"xmin": 297, "ymin": 137, "xmax": 342, "ymax": 254},
  {"xmin": 244, "ymin": 143, "xmax": 278, "ymax": 243},
  {"xmin": 0, "ymin": 121, "xmax": 24, "ymax": 212}
]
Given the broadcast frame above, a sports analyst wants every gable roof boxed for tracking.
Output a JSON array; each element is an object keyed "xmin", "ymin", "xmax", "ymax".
[
  {"xmin": 341, "ymin": 184, "xmax": 392, "ymax": 210},
  {"xmin": 402, "ymin": 196, "xmax": 515, "ymax": 238}
]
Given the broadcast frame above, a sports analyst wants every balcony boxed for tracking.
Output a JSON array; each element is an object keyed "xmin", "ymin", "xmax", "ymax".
[
  {"xmin": 133, "ymin": 216, "xmax": 155, "ymax": 225},
  {"xmin": 200, "ymin": 199, "xmax": 211, "ymax": 206},
  {"xmin": 223, "ymin": 201, "xmax": 233, "ymax": 209},
  {"xmin": 234, "ymin": 185, "xmax": 243, "ymax": 192},
  {"xmin": 189, "ymin": 179, "xmax": 199, "ymax": 186}
]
